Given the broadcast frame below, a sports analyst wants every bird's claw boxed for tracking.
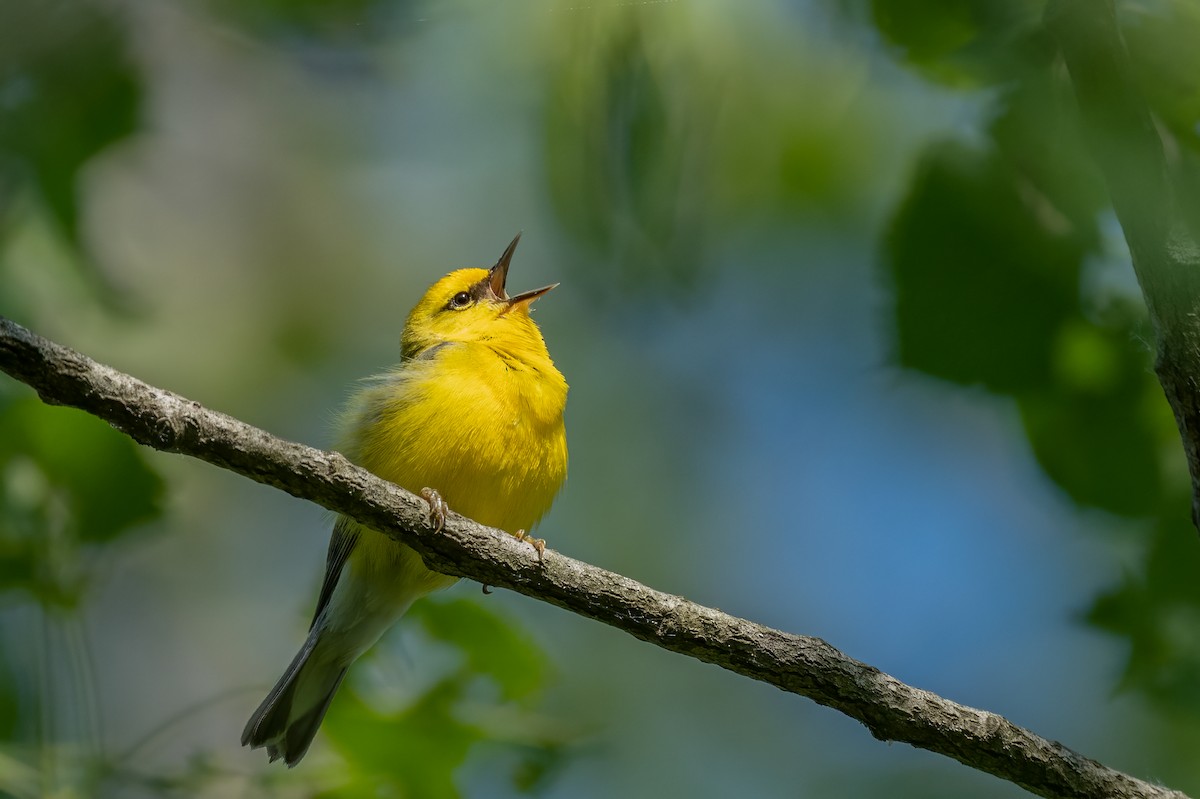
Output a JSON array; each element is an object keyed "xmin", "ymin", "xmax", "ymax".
[
  {"xmin": 420, "ymin": 487, "xmax": 448, "ymax": 533},
  {"xmin": 514, "ymin": 529, "xmax": 546, "ymax": 563}
]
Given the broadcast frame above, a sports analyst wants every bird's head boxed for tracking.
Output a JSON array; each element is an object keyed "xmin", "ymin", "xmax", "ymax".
[{"xmin": 400, "ymin": 234, "xmax": 558, "ymax": 360}]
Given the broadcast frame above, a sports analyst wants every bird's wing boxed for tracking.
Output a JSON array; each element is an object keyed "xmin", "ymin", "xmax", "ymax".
[
  {"xmin": 408, "ymin": 340, "xmax": 455, "ymax": 363},
  {"xmin": 310, "ymin": 517, "xmax": 360, "ymax": 630}
]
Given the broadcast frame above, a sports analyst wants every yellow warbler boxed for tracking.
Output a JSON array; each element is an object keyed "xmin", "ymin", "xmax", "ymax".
[{"xmin": 242, "ymin": 234, "xmax": 568, "ymax": 765}]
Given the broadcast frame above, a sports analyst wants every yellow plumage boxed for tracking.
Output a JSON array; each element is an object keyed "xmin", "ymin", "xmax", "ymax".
[{"xmin": 243, "ymin": 235, "xmax": 567, "ymax": 766}]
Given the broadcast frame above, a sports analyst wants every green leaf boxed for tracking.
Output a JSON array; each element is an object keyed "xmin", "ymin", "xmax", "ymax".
[
  {"xmin": 885, "ymin": 141, "xmax": 1085, "ymax": 392},
  {"xmin": 322, "ymin": 599, "xmax": 565, "ymax": 796},
  {"xmin": 1088, "ymin": 517, "xmax": 1200, "ymax": 712},
  {"xmin": 0, "ymin": 0, "xmax": 141, "ymax": 246},
  {"xmin": 206, "ymin": 0, "xmax": 393, "ymax": 42},
  {"xmin": 0, "ymin": 653, "xmax": 17, "ymax": 741},
  {"xmin": 1123, "ymin": 0, "xmax": 1200, "ymax": 155},
  {"xmin": 0, "ymin": 398, "xmax": 163, "ymax": 544},
  {"xmin": 1019, "ymin": 386, "xmax": 1160, "ymax": 516},
  {"xmin": 410, "ymin": 598, "xmax": 549, "ymax": 703},
  {"xmin": 0, "ymin": 396, "xmax": 163, "ymax": 602},
  {"xmin": 869, "ymin": 0, "xmax": 1048, "ymax": 86},
  {"xmin": 872, "ymin": 0, "xmax": 979, "ymax": 68},
  {"xmin": 989, "ymin": 73, "xmax": 1108, "ymax": 239},
  {"xmin": 323, "ymin": 677, "xmax": 477, "ymax": 799}
]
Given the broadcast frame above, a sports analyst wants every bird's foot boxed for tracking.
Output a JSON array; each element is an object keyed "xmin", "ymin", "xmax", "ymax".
[
  {"xmin": 514, "ymin": 529, "xmax": 546, "ymax": 562},
  {"xmin": 420, "ymin": 487, "xmax": 449, "ymax": 533}
]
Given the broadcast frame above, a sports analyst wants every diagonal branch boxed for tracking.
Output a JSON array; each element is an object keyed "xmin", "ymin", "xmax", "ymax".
[{"xmin": 0, "ymin": 315, "xmax": 1187, "ymax": 799}]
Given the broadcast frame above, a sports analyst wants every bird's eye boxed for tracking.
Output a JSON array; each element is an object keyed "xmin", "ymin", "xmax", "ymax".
[{"xmin": 448, "ymin": 291, "xmax": 472, "ymax": 310}]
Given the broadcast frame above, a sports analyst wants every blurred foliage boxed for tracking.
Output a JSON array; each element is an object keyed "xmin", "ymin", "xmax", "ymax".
[
  {"xmin": 868, "ymin": 0, "xmax": 1048, "ymax": 86},
  {"xmin": 0, "ymin": 2, "xmax": 565, "ymax": 797},
  {"xmin": 4, "ymin": 0, "xmax": 1200, "ymax": 795},
  {"xmin": 868, "ymin": 0, "xmax": 1200, "ymax": 715},
  {"xmin": 1120, "ymin": 2, "xmax": 1200, "ymax": 246},
  {"xmin": 888, "ymin": 141, "xmax": 1087, "ymax": 394},
  {"xmin": 0, "ymin": 3, "xmax": 153, "ymax": 789},
  {"xmin": 542, "ymin": 4, "xmax": 889, "ymax": 299},
  {"xmin": 0, "ymin": 0, "xmax": 139, "ymax": 253},
  {"xmin": 1121, "ymin": 2, "xmax": 1200, "ymax": 154},
  {"xmin": 543, "ymin": 9, "xmax": 713, "ymax": 294},
  {"xmin": 0, "ymin": 390, "xmax": 163, "ymax": 796},
  {"xmin": 210, "ymin": 0, "xmax": 379, "ymax": 37},
  {"xmin": 1089, "ymin": 517, "xmax": 1200, "ymax": 710},
  {"xmin": 0, "ymin": 393, "xmax": 164, "ymax": 606},
  {"xmin": 410, "ymin": 597, "xmax": 548, "ymax": 703},
  {"xmin": 321, "ymin": 598, "xmax": 567, "ymax": 799},
  {"xmin": 205, "ymin": 0, "xmax": 419, "ymax": 47}
]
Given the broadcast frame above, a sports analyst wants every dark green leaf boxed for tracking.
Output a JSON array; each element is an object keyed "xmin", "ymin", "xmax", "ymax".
[
  {"xmin": 885, "ymin": 141, "xmax": 1084, "ymax": 392},
  {"xmin": 869, "ymin": 0, "xmax": 1048, "ymax": 85},
  {"xmin": 206, "ymin": 0, "xmax": 399, "ymax": 43},
  {"xmin": 1088, "ymin": 517, "xmax": 1200, "ymax": 712},
  {"xmin": 1019, "ymin": 388, "xmax": 1160, "ymax": 516},
  {"xmin": 1123, "ymin": 0, "xmax": 1200, "ymax": 154},
  {"xmin": 0, "ymin": 398, "xmax": 163, "ymax": 545},
  {"xmin": 989, "ymin": 74, "xmax": 1108, "ymax": 240},
  {"xmin": 0, "ymin": 0, "xmax": 141, "ymax": 245}
]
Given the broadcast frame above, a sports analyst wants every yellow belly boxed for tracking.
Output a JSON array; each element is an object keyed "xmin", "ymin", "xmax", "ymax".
[{"xmin": 338, "ymin": 341, "xmax": 568, "ymax": 594}]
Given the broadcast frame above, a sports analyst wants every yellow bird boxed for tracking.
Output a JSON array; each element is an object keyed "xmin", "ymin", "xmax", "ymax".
[{"xmin": 242, "ymin": 234, "xmax": 568, "ymax": 765}]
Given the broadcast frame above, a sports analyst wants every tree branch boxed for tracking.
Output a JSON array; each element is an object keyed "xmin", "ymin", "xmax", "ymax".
[
  {"xmin": 0, "ymin": 315, "xmax": 1187, "ymax": 799},
  {"xmin": 1048, "ymin": 0, "xmax": 1200, "ymax": 531}
]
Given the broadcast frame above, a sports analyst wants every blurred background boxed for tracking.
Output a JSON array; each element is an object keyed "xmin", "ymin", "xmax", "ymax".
[{"xmin": 3, "ymin": 0, "xmax": 1200, "ymax": 796}]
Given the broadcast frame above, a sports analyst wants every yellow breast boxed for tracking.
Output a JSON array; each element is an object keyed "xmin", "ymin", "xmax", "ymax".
[{"xmin": 341, "ymin": 340, "xmax": 569, "ymax": 536}]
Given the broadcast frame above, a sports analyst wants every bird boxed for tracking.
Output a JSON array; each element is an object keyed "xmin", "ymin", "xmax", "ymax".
[{"xmin": 241, "ymin": 234, "xmax": 568, "ymax": 766}]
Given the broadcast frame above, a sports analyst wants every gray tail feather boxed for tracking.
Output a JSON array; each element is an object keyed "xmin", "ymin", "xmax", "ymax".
[{"xmin": 242, "ymin": 632, "xmax": 347, "ymax": 767}]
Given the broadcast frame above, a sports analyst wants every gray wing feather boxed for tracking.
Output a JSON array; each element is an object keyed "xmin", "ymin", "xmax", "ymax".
[{"xmin": 311, "ymin": 517, "xmax": 359, "ymax": 630}]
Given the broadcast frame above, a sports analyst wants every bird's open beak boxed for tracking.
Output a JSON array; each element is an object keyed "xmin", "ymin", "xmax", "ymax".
[
  {"xmin": 508, "ymin": 283, "xmax": 558, "ymax": 306},
  {"xmin": 489, "ymin": 233, "xmax": 520, "ymax": 298},
  {"xmin": 489, "ymin": 232, "xmax": 557, "ymax": 310}
]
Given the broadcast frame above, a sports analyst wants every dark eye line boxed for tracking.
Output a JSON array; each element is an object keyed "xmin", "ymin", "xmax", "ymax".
[{"xmin": 443, "ymin": 277, "xmax": 493, "ymax": 312}]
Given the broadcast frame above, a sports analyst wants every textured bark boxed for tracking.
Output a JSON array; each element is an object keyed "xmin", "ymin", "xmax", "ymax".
[
  {"xmin": 1049, "ymin": 0, "xmax": 1200, "ymax": 530},
  {"xmin": 0, "ymin": 315, "xmax": 1188, "ymax": 799}
]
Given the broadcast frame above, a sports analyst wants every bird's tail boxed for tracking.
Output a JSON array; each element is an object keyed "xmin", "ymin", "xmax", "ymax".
[
  {"xmin": 244, "ymin": 528, "xmax": 434, "ymax": 766},
  {"xmin": 241, "ymin": 628, "xmax": 347, "ymax": 767}
]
